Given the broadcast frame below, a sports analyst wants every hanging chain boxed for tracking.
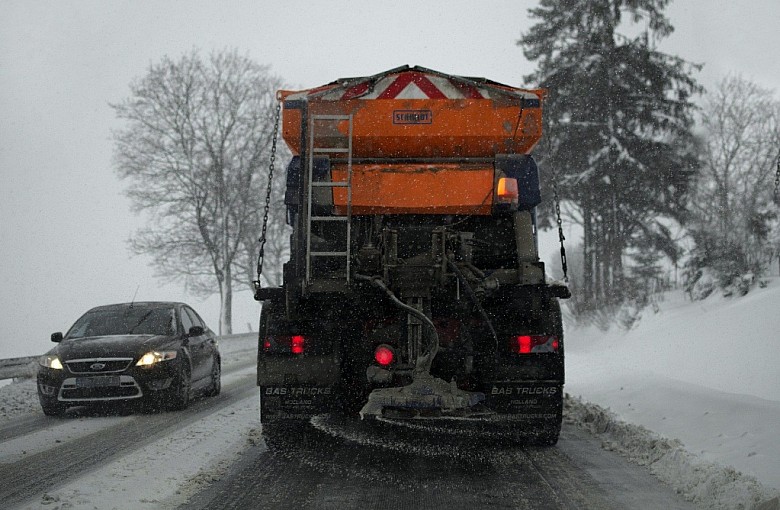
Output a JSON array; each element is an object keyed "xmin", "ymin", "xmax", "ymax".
[
  {"xmin": 254, "ymin": 102, "xmax": 282, "ymax": 291},
  {"xmin": 774, "ymin": 153, "xmax": 780, "ymax": 205},
  {"xmin": 551, "ymin": 172, "xmax": 569, "ymax": 283}
]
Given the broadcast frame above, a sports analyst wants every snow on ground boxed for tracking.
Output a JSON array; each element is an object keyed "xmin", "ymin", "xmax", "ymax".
[
  {"xmin": 1, "ymin": 412, "xmax": 135, "ymax": 465},
  {"xmin": 0, "ymin": 333, "xmax": 258, "ymax": 423},
  {"xmin": 565, "ymin": 277, "xmax": 780, "ymax": 509},
  {"xmin": 2, "ymin": 292, "xmax": 780, "ymax": 509},
  {"xmin": 0, "ymin": 376, "xmax": 39, "ymax": 420},
  {"xmin": 2, "ymin": 334, "xmax": 261, "ymax": 510},
  {"xmin": 21, "ymin": 365, "xmax": 260, "ymax": 510}
]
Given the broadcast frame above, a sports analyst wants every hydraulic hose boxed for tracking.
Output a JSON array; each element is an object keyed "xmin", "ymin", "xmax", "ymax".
[
  {"xmin": 446, "ymin": 259, "xmax": 499, "ymax": 350},
  {"xmin": 354, "ymin": 274, "xmax": 439, "ymax": 375}
]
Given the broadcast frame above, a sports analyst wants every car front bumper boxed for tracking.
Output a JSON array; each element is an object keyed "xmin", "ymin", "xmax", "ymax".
[{"xmin": 37, "ymin": 361, "xmax": 180, "ymax": 404}]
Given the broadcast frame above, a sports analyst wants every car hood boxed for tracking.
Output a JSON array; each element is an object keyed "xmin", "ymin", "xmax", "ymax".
[{"xmin": 53, "ymin": 334, "xmax": 177, "ymax": 361}]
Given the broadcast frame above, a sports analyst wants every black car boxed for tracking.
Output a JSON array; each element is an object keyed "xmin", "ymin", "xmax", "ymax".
[{"xmin": 37, "ymin": 301, "xmax": 221, "ymax": 416}]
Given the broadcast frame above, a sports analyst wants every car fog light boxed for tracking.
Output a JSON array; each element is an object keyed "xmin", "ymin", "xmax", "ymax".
[
  {"xmin": 38, "ymin": 383, "xmax": 57, "ymax": 396},
  {"xmin": 147, "ymin": 378, "xmax": 173, "ymax": 390}
]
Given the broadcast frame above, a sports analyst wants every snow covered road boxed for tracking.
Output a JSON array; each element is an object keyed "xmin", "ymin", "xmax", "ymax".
[
  {"xmin": 0, "ymin": 334, "xmax": 691, "ymax": 510},
  {"xmin": 2, "ymin": 280, "xmax": 780, "ymax": 510},
  {"xmin": 0, "ymin": 335, "xmax": 262, "ymax": 509},
  {"xmin": 180, "ymin": 416, "xmax": 694, "ymax": 510}
]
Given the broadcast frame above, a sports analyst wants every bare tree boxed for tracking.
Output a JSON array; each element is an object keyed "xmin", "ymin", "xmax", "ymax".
[
  {"xmin": 235, "ymin": 144, "xmax": 291, "ymax": 290},
  {"xmin": 685, "ymin": 75, "xmax": 780, "ymax": 291},
  {"xmin": 112, "ymin": 49, "xmax": 284, "ymax": 334}
]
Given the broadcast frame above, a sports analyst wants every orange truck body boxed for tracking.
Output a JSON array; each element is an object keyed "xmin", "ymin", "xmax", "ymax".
[{"xmin": 278, "ymin": 66, "xmax": 545, "ymax": 215}]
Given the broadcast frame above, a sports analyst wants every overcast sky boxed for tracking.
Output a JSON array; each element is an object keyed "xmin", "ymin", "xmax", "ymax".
[{"xmin": 2, "ymin": 0, "xmax": 779, "ymax": 358}]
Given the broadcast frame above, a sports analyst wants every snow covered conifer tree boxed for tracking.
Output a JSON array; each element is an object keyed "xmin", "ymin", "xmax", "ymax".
[
  {"xmin": 519, "ymin": 0, "xmax": 700, "ymax": 318},
  {"xmin": 684, "ymin": 75, "xmax": 780, "ymax": 295}
]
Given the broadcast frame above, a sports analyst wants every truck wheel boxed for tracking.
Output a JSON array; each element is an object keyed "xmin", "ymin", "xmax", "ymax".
[
  {"xmin": 531, "ymin": 424, "xmax": 561, "ymax": 446},
  {"xmin": 504, "ymin": 421, "xmax": 560, "ymax": 447},
  {"xmin": 261, "ymin": 420, "xmax": 311, "ymax": 452}
]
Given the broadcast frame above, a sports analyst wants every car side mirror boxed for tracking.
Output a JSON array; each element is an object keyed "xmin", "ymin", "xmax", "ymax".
[
  {"xmin": 51, "ymin": 332, "xmax": 63, "ymax": 343},
  {"xmin": 188, "ymin": 326, "xmax": 204, "ymax": 337}
]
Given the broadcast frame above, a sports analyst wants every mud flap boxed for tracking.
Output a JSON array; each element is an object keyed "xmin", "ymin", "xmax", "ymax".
[
  {"xmin": 483, "ymin": 381, "xmax": 563, "ymax": 422},
  {"xmin": 358, "ymin": 375, "xmax": 486, "ymax": 419},
  {"xmin": 260, "ymin": 385, "xmax": 337, "ymax": 422}
]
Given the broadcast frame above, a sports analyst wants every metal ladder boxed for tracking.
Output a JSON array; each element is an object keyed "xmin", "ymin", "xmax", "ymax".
[{"xmin": 305, "ymin": 114, "xmax": 353, "ymax": 284}]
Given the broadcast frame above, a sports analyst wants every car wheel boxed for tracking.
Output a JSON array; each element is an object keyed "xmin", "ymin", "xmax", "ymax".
[
  {"xmin": 167, "ymin": 363, "xmax": 191, "ymax": 411},
  {"xmin": 205, "ymin": 357, "xmax": 221, "ymax": 397},
  {"xmin": 40, "ymin": 399, "xmax": 66, "ymax": 417}
]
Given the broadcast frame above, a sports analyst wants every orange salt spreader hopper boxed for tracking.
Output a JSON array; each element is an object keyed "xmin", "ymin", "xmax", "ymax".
[{"xmin": 278, "ymin": 65, "xmax": 546, "ymax": 215}]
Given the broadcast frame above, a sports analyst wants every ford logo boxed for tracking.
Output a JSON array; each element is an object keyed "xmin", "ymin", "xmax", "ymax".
[{"xmin": 90, "ymin": 363, "xmax": 106, "ymax": 371}]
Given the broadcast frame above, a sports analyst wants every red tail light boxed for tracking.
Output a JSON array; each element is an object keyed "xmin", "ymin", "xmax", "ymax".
[
  {"xmin": 374, "ymin": 344, "xmax": 395, "ymax": 366},
  {"xmin": 511, "ymin": 335, "xmax": 559, "ymax": 354},
  {"xmin": 263, "ymin": 335, "xmax": 306, "ymax": 355},
  {"xmin": 291, "ymin": 335, "xmax": 305, "ymax": 355},
  {"xmin": 517, "ymin": 335, "xmax": 532, "ymax": 353}
]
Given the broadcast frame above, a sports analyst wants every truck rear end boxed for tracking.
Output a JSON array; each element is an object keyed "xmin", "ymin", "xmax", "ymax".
[{"xmin": 255, "ymin": 66, "xmax": 569, "ymax": 444}]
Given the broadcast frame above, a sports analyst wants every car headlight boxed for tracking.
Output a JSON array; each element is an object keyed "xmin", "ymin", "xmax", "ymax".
[
  {"xmin": 136, "ymin": 351, "xmax": 178, "ymax": 367},
  {"xmin": 39, "ymin": 355, "xmax": 63, "ymax": 370}
]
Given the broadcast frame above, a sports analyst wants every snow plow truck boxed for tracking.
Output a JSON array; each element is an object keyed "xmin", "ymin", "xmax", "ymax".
[{"xmin": 254, "ymin": 65, "xmax": 570, "ymax": 445}]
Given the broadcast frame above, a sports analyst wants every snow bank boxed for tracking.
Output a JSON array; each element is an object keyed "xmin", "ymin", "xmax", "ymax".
[
  {"xmin": 565, "ymin": 278, "xmax": 780, "ymax": 508},
  {"xmin": 0, "ymin": 378, "xmax": 39, "ymax": 422},
  {"xmin": 566, "ymin": 280, "xmax": 780, "ymax": 402},
  {"xmin": 565, "ymin": 395, "xmax": 779, "ymax": 510}
]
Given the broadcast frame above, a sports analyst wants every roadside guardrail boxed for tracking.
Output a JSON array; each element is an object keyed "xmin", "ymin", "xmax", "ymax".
[
  {"xmin": 0, "ymin": 356, "xmax": 39, "ymax": 381},
  {"xmin": 0, "ymin": 334, "xmax": 256, "ymax": 381}
]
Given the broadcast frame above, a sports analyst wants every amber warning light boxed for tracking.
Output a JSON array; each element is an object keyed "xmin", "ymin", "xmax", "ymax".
[{"xmin": 497, "ymin": 177, "xmax": 519, "ymax": 204}]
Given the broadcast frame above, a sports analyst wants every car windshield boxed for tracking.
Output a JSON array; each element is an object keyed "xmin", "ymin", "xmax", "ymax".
[{"xmin": 66, "ymin": 307, "xmax": 176, "ymax": 338}]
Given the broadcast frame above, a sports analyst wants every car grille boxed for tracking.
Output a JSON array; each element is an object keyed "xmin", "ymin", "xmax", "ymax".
[
  {"xmin": 61, "ymin": 386, "xmax": 141, "ymax": 400},
  {"xmin": 65, "ymin": 358, "xmax": 133, "ymax": 374},
  {"xmin": 59, "ymin": 375, "xmax": 143, "ymax": 401}
]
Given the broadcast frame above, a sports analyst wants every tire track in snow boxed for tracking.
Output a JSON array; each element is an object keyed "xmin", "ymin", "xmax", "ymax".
[
  {"xmin": 0, "ymin": 354, "xmax": 256, "ymax": 444},
  {"xmin": 0, "ymin": 361, "xmax": 257, "ymax": 509},
  {"xmin": 182, "ymin": 419, "xmax": 692, "ymax": 510}
]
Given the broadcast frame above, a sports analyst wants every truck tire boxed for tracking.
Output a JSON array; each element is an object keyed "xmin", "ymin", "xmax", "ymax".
[
  {"xmin": 537, "ymin": 298, "xmax": 563, "ymax": 446},
  {"xmin": 337, "ymin": 338, "xmax": 372, "ymax": 417},
  {"xmin": 261, "ymin": 419, "xmax": 313, "ymax": 452},
  {"xmin": 535, "ymin": 427, "xmax": 561, "ymax": 446}
]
